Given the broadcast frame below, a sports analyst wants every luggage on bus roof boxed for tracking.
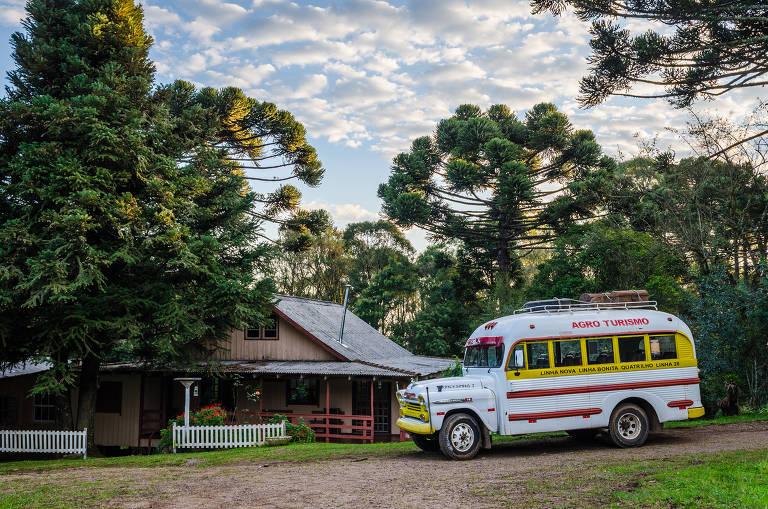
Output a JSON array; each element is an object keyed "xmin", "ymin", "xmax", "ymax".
[{"xmin": 579, "ymin": 290, "xmax": 649, "ymax": 304}]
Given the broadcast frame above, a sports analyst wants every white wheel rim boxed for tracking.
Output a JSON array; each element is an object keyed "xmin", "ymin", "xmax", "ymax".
[
  {"xmin": 450, "ymin": 423, "xmax": 474, "ymax": 452},
  {"xmin": 617, "ymin": 412, "xmax": 641, "ymax": 440}
]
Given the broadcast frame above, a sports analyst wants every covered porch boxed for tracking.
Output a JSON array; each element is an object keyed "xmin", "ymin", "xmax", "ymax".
[{"xmin": 103, "ymin": 360, "xmax": 412, "ymax": 450}]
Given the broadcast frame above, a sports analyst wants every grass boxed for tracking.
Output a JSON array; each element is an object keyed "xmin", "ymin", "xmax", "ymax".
[
  {"xmin": 0, "ymin": 412, "xmax": 766, "ymax": 509},
  {"xmin": 0, "ymin": 409, "xmax": 764, "ymax": 476},
  {"xmin": 613, "ymin": 449, "xmax": 768, "ymax": 508},
  {"xmin": 0, "ymin": 406, "xmax": 768, "ymax": 478},
  {"xmin": 0, "ymin": 440, "xmax": 420, "ymax": 475},
  {"xmin": 485, "ymin": 449, "xmax": 768, "ymax": 508},
  {"xmin": 665, "ymin": 409, "xmax": 768, "ymax": 428}
]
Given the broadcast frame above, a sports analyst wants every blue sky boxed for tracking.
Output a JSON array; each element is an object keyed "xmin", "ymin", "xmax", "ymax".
[{"xmin": 0, "ymin": 0, "xmax": 760, "ymax": 249}]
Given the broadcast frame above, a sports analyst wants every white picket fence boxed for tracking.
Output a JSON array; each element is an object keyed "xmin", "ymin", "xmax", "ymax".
[
  {"xmin": 0, "ymin": 428, "xmax": 88, "ymax": 459},
  {"xmin": 172, "ymin": 421, "xmax": 287, "ymax": 452}
]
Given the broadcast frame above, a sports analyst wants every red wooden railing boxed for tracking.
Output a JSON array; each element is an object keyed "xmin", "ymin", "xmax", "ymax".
[{"xmin": 237, "ymin": 411, "xmax": 374, "ymax": 443}]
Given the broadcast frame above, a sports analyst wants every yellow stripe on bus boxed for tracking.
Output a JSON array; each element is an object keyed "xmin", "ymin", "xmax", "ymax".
[{"xmin": 506, "ymin": 357, "xmax": 698, "ymax": 379}]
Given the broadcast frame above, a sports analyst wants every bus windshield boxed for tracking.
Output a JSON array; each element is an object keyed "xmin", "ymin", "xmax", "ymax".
[{"xmin": 464, "ymin": 344, "xmax": 505, "ymax": 368}]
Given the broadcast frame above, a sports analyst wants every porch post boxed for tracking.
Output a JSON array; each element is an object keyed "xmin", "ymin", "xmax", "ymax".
[
  {"xmin": 369, "ymin": 379, "xmax": 374, "ymax": 444},
  {"xmin": 325, "ymin": 380, "xmax": 330, "ymax": 443},
  {"xmin": 137, "ymin": 372, "xmax": 145, "ymax": 448},
  {"xmin": 259, "ymin": 376, "xmax": 263, "ymax": 417}
]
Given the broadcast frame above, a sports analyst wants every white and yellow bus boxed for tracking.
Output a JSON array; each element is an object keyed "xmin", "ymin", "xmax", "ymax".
[{"xmin": 396, "ymin": 299, "xmax": 704, "ymax": 460}]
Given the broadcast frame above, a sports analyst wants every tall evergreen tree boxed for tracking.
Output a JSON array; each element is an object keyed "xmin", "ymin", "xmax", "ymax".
[
  {"xmin": 0, "ymin": 0, "xmax": 322, "ymax": 450},
  {"xmin": 378, "ymin": 103, "xmax": 614, "ymax": 292}
]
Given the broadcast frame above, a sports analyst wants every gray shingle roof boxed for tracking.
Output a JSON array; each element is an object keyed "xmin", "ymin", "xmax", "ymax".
[{"xmin": 273, "ymin": 294, "xmax": 453, "ymax": 376}]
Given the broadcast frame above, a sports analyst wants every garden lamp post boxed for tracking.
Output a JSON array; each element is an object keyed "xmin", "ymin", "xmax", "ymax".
[{"xmin": 174, "ymin": 377, "xmax": 201, "ymax": 427}]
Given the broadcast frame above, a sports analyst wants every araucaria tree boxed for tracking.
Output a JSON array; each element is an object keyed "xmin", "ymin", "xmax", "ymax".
[
  {"xmin": 0, "ymin": 0, "xmax": 322, "ymax": 449},
  {"xmin": 531, "ymin": 0, "xmax": 768, "ymax": 154},
  {"xmin": 378, "ymin": 103, "xmax": 613, "ymax": 290}
]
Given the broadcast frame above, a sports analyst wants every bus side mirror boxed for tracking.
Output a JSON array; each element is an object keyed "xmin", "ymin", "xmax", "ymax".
[{"xmin": 514, "ymin": 350, "xmax": 524, "ymax": 370}]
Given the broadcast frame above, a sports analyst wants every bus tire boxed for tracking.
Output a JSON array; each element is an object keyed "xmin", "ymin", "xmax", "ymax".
[
  {"xmin": 608, "ymin": 403, "xmax": 649, "ymax": 448},
  {"xmin": 411, "ymin": 432, "xmax": 440, "ymax": 452},
  {"xmin": 439, "ymin": 413, "xmax": 481, "ymax": 460},
  {"xmin": 566, "ymin": 429, "xmax": 599, "ymax": 441}
]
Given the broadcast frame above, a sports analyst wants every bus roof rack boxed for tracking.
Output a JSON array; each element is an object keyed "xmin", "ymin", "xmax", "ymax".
[{"xmin": 514, "ymin": 299, "xmax": 658, "ymax": 314}]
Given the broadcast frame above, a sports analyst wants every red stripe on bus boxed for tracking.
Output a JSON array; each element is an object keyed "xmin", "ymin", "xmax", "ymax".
[
  {"xmin": 507, "ymin": 378, "xmax": 700, "ymax": 399},
  {"xmin": 509, "ymin": 408, "xmax": 602, "ymax": 421},
  {"xmin": 667, "ymin": 400, "xmax": 694, "ymax": 408}
]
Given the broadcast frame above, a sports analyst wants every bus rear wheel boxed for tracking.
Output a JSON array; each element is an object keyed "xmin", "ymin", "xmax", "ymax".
[
  {"xmin": 609, "ymin": 403, "xmax": 649, "ymax": 448},
  {"xmin": 411, "ymin": 432, "xmax": 440, "ymax": 452},
  {"xmin": 439, "ymin": 413, "xmax": 481, "ymax": 460}
]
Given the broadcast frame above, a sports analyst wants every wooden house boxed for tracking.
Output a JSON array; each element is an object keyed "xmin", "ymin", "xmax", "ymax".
[{"xmin": 0, "ymin": 295, "xmax": 452, "ymax": 451}]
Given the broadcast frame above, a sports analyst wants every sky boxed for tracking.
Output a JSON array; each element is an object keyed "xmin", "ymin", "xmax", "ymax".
[{"xmin": 0, "ymin": 0, "xmax": 762, "ymax": 250}]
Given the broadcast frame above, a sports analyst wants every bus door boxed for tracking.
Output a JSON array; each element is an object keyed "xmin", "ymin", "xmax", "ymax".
[{"xmin": 505, "ymin": 340, "xmax": 552, "ymax": 434}]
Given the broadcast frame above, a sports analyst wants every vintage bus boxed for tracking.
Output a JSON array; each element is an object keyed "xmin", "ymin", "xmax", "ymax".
[{"xmin": 395, "ymin": 299, "xmax": 704, "ymax": 460}]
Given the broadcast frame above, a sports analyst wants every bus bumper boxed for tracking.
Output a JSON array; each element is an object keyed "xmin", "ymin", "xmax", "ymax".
[
  {"xmin": 396, "ymin": 417, "xmax": 433, "ymax": 435},
  {"xmin": 688, "ymin": 407, "xmax": 705, "ymax": 419}
]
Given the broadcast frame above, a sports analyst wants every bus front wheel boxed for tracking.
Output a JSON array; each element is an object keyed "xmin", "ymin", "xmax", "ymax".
[
  {"xmin": 439, "ymin": 413, "xmax": 482, "ymax": 460},
  {"xmin": 608, "ymin": 403, "xmax": 649, "ymax": 448},
  {"xmin": 411, "ymin": 432, "xmax": 440, "ymax": 452}
]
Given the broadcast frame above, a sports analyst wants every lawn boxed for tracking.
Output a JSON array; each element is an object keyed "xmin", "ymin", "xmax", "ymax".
[
  {"xmin": 0, "ymin": 411, "xmax": 765, "ymax": 509},
  {"xmin": 0, "ymin": 409, "xmax": 765, "ymax": 475},
  {"xmin": 507, "ymin": 448, "xmax": 768, "ymax": 508},
  {"xmin": 612, "ymin": 449, "xmax": 768, "ymax": 508}
]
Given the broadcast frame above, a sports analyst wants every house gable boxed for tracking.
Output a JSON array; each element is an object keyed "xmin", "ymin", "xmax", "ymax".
[{"xmin": 214, "ymin": 315, "xmax": 341, "ymax": 362}]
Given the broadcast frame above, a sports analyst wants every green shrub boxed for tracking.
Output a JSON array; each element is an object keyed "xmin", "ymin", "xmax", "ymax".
[
  {"xmin": 270, "ymin": 414, "xmax": 315, "ymax": 443},
  {"xmin": 159, "ymin": 404, "xmax": 228, "ymax": 451}
]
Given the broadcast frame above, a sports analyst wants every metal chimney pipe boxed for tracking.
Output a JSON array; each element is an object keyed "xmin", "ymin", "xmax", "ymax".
[{"xmin": 338, "ymin": 284, "xmax": 352, "ymax": 344}]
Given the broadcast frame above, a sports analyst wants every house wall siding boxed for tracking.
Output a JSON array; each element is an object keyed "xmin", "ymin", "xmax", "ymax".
[
  {"xmin": 214, "ymin": 318, "xmax": 338, "ymax": 361},
  {"xmin": 94, "ymin": 374, "xmax": 141, "ymax": 447},
  {"xmin": 0, "ymin": 374, "xmax": 59, "ymax": 430}
]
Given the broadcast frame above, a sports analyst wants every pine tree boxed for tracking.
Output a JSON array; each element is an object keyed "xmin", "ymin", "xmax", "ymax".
[{"xmin": 0, "ymin": 0, "xmax": 321, "ymax": 451}]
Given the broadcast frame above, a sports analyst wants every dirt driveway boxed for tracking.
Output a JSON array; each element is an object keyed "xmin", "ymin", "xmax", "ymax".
[{"xmin": 9, "ymin": 421, "xmax": 768, "ymax": 508}]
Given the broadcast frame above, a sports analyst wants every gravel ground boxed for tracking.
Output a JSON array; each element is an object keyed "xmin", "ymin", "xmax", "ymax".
[{"xmin": 8, "ymin": 420, "xmax": 768, "ymax": 508}]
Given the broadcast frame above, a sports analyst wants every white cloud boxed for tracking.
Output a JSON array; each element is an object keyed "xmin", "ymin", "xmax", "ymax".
[
  {"xmin": 0, "ymin": 0, "xmax": 25, "ymax": 26},
  {"xmin": 131, "ymin": 0, "xmax": 763, "ymax": 161},
  {"xmin": 304, "ymin": 201, "xmax": 379, "ymax": 226}
]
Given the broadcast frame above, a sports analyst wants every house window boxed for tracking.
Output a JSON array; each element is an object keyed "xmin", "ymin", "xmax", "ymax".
[
  {"xmin": 96, "ymin": 381, "xmax": 123, "ymax": 414},
  {"xmin": 286, "ymin": 378, "xmax": 319, "ymax": 405},
  {"xmin": 245, "ymin": 312, "xmax": 279, "ymax": 340},
  {"xmin": 0, "ymin": 396, "xmax": 17, "ymax": 426},
  {"xmin": 33, "ymin": 393, "xmax": 56, "ymax": 423}
]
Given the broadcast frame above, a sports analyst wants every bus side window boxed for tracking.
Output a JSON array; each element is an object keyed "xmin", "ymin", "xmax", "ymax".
[
  {"xmin": 526, "ymin": 341, "xmax": 550, "ymax": 369},
  {"xmin": 586, "ymin": 337, "xmax": 613, "ymax": 365},
  {"xmin": 554, "ymin": 340, "xmax": 582, "ymax": 367},
  {"xmin": 618, "ymin": 335, "xmax": 646, "ymax": 363},
  {"xmin": 650, "ymin": 335, "xmax": 677, "ymax": 360}
]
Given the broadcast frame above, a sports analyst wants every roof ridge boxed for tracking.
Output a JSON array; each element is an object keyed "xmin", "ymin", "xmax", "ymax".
[
  {"xmin": 274, "ymin": 293, "xmax": 343, "ymax": 307},
  {"xmin": 356, "ymin": 359, "xmax": 418, "ymax": 376}
]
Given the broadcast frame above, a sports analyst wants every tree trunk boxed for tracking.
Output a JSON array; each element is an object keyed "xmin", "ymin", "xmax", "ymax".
[
  {"xmin": 75, "ymin": 353, "xmax": 101, "ymax": 456},
  {"xmin": 497, "ymin": 238, "xmax": 511, "ymax": 277},
  {"xmin": 55, "ymin": 387, "xmax": 74, "ymax": 431}
]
